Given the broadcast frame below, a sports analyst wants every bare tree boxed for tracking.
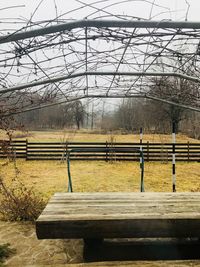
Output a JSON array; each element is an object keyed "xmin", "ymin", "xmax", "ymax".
[
  {"xmin": 148, "ymin": 76, "xmax": 199, "ymax": 132},
  {"xmin": 73, "ymin": 101, "xmax": 85, "ymax": 130}
]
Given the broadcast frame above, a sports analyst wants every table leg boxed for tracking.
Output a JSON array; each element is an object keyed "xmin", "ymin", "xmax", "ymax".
[{"xmin": 84, "ymin": 238, "xmax": 103, "ymax": 247}]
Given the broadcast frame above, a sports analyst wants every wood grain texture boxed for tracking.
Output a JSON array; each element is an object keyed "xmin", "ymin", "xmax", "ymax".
[{"xmin": 36, "ymin": 192, "xmax": 200, "ymax": 239}]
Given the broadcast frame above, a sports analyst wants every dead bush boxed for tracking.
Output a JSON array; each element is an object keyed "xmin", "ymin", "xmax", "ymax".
[
  {"xmin": 0, "ymin": 133, "xmax": 46, "ymax": 221},
  {"xmin": 0, "ymin": 177, "xmax": 46, "ymax": 221}
]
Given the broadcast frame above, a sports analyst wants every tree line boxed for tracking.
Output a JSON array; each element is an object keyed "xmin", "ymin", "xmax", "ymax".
[
  {"xmin": 101, "ymin": 76, "xmax": 200, "ymax": 138},
  {"xmin": 15, "ymin": 100, "xmax": 85, "ymax": 130},
  {"xmin": 11, "ymin": 76, "xmax": 199, "ymax": 139}
]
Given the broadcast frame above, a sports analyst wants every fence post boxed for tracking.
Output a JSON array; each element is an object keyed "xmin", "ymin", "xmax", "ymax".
[
  {"xmin": 167, "ymin": 149, "xmax": 168, "ymax": 163},
  {"xmin": 172, "ymin": 122, "xmax": 176, "ymax": 192},
  {"xmin": 66, "ymin": 141, "xmax": 68, "ymax": 157},
  {"xmin": 147, "ymin": 141, "xmax": 149, "ymax": 162},
  {"xmin": 26, "ymin": 139, "xmax": 28, "ymax": 160},
  {"xmin": 106, "ymin": 141, "xmax": 108, "ymax": 162},
  {"xmin": 187, "ymin": 141, "xmax": 190, "ymax": 162},
  {"xmin": 139, "ymin": 128, "xmax": 144, "ymax": 192}
]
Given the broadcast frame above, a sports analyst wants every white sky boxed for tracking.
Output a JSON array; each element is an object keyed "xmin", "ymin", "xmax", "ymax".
[{"xmin": 1, "ymin": 0, "xmax": 200, "ymax": 32}]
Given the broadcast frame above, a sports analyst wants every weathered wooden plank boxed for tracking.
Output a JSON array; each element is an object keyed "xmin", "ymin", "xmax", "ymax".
[
  {"xmin": 36, "ymin": 217, "xmax": 200, "ymax": 239},
  {"xmin": 53, "ymin": 192, "xmax": 200, "ymax": 196},
  {"xmin": 37, "ymin": 213, "xmax": 200, "ymax": 221},
  {"xmin": 53, "ymin": 192, "xmax": 200, "ymax": 199},
  {"xmin": 36, "ymin": 192, "xmax": 200, "ymax": 240},
  {"xmin": 37, "ymin": 203, "xmax": 200, "ymax": 216},
  {"xmin": 48, "ymin": 201, "xmax": 200, "ymax": 206}
]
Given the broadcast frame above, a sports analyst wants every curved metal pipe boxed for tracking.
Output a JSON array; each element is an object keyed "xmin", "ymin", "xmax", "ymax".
[{"xmin": 1, "ymin": 19, "xmax": 200, "ymax": 44}]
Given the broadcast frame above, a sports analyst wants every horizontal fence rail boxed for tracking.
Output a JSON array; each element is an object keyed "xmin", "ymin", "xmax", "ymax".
[{"xmin": 0, "ymin": 140, "xmax": 200, "ymax": 162}]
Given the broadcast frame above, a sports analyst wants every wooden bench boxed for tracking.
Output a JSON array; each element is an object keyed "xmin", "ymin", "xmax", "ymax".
[{"xmin": 36, "ymin": 192, "xmax": 200, "ymax": 242}]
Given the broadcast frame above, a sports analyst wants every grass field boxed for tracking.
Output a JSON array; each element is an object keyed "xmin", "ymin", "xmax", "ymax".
[
  {"xmin": 0, "ymin": 159, "xmax": 199, "ymax": 198},
  {"xmin": 0, "ymin": 129, "xmax": 200, "ymax": 143},
  {"xmin": 0, "ymin": 130, "xmax": 199, "ymax": 196}
]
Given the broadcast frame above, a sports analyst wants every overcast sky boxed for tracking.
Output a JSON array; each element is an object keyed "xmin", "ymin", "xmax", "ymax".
[{"xmin": 1, "ymin": 0, "xmax": 200, "ymax": 33}]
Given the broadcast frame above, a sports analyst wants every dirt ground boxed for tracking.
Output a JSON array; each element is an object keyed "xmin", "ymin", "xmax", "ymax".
[{"xmin": 0, "ymin": 221, "xmax": 82, "ymax": 266}]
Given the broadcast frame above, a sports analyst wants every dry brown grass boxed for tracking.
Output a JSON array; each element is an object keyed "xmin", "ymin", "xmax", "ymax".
[
  {"xmin": 0, "ymin": 159, "xmax": 199, "ymax": 199},
  {"xmin": 0, "ymin": 129, "xmax": 200, "ymax": 143}
]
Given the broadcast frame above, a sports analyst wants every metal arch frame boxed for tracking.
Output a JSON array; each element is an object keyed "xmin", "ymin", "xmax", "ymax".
[{"xmin": 0, "ymin": 19, "xmax": 200, "ymax": 115}]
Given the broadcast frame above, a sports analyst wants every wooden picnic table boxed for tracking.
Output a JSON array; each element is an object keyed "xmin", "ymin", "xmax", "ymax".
[{"xmin": 36, "ymin": 192, "xmax": 200, "ymax": 241}]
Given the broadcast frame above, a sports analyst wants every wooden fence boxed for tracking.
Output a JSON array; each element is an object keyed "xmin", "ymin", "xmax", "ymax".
[{"xmin": 0, "ymin": 140, "xmax": 200, "ymax": 162}]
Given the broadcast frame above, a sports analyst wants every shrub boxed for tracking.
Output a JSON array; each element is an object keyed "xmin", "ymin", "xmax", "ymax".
[
  {"xmin": 0, "ymin": 243, "xmax": 15, "ymax": 265},
  {"xmin": 0, "ymin": 177, "xmax": 46, "ymax": 221}
]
